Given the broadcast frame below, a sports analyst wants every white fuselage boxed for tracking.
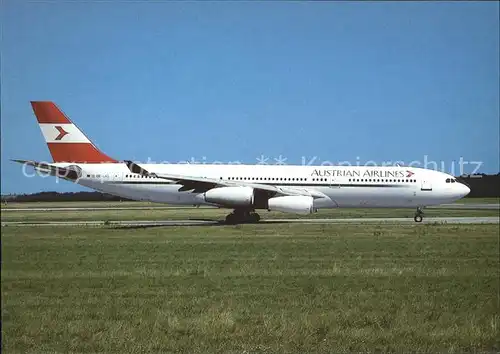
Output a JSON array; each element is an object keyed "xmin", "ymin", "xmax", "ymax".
[{"xmin": 53, "ymin": 163, "xmax": 470, "ymax": 209}]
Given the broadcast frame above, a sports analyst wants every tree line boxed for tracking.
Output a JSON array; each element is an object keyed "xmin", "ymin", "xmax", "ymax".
[{"xmin": 456, "ymin": 173, "xmax": 500, "ymax": 198}]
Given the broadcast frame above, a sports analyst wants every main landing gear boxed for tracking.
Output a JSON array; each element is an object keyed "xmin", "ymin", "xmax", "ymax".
[
  {"xmin": 225, "ymin": 209, "xmax": 261, "ymax": 224},
  {"xmin": 414, "ymin": 207, "xmax": 424, "ymax": 223}
]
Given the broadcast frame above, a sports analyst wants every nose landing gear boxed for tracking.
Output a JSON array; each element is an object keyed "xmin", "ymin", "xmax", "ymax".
[
  {"xmin": 414, "ymin": 207, "xmax": 424, "ymax": 223},
  {"xmin": 225, "ymin": 209, "xmax": 261, "ymax": 224}
]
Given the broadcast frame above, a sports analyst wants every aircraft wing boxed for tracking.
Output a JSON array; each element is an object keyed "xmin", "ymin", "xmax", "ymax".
[
  {"xmin": 124, "ymin": 161, "xmax": 326, "ymax": 198},
  {"xmin": 11, "ymin": 160, "xmax": 83, "ymax": 181}
]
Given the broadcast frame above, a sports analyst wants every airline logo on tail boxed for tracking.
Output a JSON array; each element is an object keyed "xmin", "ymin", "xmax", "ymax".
[
  {"xmin": 55, "ymin": 126, "xmax": 69, "ymax": 140},
  {"xmin": 31, "ymin": 101, "xmax": 117, "ymax": 163}
]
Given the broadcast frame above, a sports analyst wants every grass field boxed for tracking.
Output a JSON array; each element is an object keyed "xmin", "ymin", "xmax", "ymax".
[{"xmin": 2, "ymin": 223, "xmax": 499, "ymax": 353}]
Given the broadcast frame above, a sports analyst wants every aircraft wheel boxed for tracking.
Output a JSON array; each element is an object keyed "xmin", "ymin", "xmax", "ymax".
[
  {"xmin": 226, "ymin": 210, "xmax": 260, "ymax": 224},
  {"xmin": 225, "ymin": 213, "xmax": 237, "ymax": 224},
  {"xmin": 250, "ymin": 212, "xmax": 261, "ymax": 223},
  {"xmin": 414, "ymin": 215, "xmax": 423, "ymax": 223}
]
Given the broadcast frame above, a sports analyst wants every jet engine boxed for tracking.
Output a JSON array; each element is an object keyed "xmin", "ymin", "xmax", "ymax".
[
  {"xmin": 202, "ymin": 186, "xmax": 254, "ymax": 206},
  {"xmin": 268, "ymin": 196, "xmax": 314, "ymax": 214}
]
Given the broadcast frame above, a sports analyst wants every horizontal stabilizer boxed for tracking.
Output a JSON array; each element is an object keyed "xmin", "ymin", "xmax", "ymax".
[{"xmin": 11, "ymin": 159, "xmax": 82, "ymax": 181}]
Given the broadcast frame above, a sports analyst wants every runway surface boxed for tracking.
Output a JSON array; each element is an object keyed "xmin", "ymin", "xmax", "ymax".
[
  {"xmin": 3, "ymin": 204, "xmax": 499, "ymax": 212},
  {"xmin": 2, "ymin": 216, "xmax": 498, "ymax": 227},
  {"xmin": 430, "ymin": 203, "xmax": 500, "ymax": 210},
  {"xmin": 1, "ymin": 206, "xmax": 204, "ymax": 212}
]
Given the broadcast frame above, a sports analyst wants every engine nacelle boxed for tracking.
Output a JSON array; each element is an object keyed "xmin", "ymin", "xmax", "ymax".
[
  {"xmin": 202, "ymin": 187, "xmax": 254, "ymax": 206},
  {"xmin": 268, "ymin": 196, "xmax": 314, "ymax": 214}
]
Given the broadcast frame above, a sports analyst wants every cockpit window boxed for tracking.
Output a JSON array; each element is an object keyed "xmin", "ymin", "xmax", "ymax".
[
  {"xmin": 451, "ymin": 179, "xmax": 456, "ymax": 183},
  {"xmin": 446, "ymin": 178, "xmax": 451, "ymax": 183}
]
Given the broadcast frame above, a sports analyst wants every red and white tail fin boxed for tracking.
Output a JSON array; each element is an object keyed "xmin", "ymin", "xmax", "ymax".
[{"xmin": 31, "ymin": 101, "xmax": 117, "ymax": 163}]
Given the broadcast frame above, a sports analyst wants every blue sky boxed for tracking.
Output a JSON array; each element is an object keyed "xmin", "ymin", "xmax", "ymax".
[{"xmin": 1, "ymin": 1, "xmax": 499, "ymax": 193}]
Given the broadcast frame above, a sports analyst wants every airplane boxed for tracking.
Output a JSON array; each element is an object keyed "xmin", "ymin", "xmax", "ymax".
[{"xmin": 13, "ymin": 101, "xmax": 470, "ymax": 223}]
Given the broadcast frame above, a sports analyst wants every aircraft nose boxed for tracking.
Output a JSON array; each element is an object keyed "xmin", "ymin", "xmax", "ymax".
[{"xmin": 458, "ymin": 182, "xmax": 470, "ymax": 197}]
